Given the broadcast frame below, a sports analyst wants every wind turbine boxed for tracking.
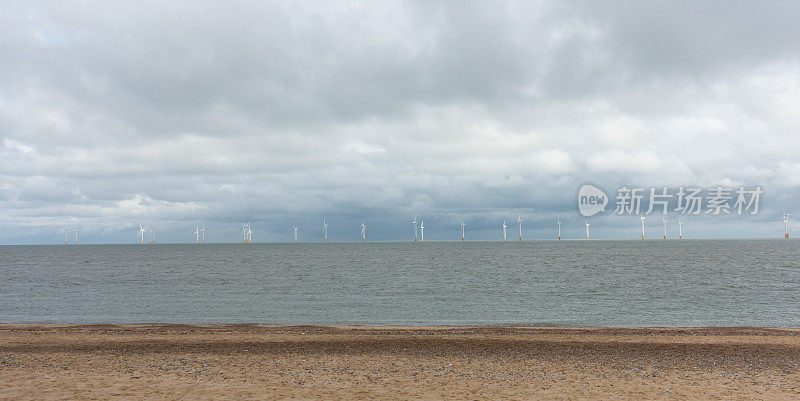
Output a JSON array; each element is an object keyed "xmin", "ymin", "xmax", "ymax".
[
  {"xmin": 361, "ymin": 221, "xmax": 366, "ymax": 243},
  {"xmin": 502, "ymin": 220, "xmax": 507, "ymax": 241},
  {"xmin": 517, "ymin": 214, "xmax": 523, "ymax": 241},
  {"xmin": 678, "ymin": 219, "xmax": 683, "ymax": 239},
  {"xmin": 662, "ymin": 218, "xmax": 667, "ymax": 239},
  {"xmin": 460, "ymin": 220, "xmax": 465, "ymax": 241},
  {"xmin": 149, "ymin": 226, "xmax": 157, "ymax": 244},
  {"xmin": 784, "ymin": 211, "xmax": 790, "ymax": 238},
  {"xmin": 73, "ymin": 226, "xmax": 79, "ymax": 245},
  {"xmin": 138, "ymin": 223, "xmax": 147, "ymax": 245},
  {"xmin": 65, "ymin": 226, "xmax": 69, "ymax": 246},
  {"xmin": 412, "ymin": 216, "xmax": 418, "ymax": 242},
  {"xmin": 557, "ymin": 218, "xmax": 562, "ymax": 240},
  {"xmin": 585, "ymin": 220, "xmax": 590, "ymax": 240},
  {"xmin": 199, "ymin": 226, "xmax": 205, "ymax": 244},
  {"xmin": 194, "ymin": 226, "xmax": 200, "ymax": 244},
  {"xmin": 420, "ymin": 219, "xmax": 424, "ymax": 242},
  {"xmin": 293, "ymin": 225, "xmax": 298, "ymax": 242},
  {"xmin": 640, "ymin": 215, "xmax": 646, "ymax": 240},
  {"xmin": 322, "ymin": 219, "xmax": 328, "ymax": 243},
  {"xmin": 242, "ymin": 222, "xmax": 252, "ymax": 244}
]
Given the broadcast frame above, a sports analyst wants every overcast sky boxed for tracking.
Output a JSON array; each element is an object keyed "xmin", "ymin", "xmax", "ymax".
[{"xmin": 2, "ymin": 1, "xmax": 800, "ymax": 244}]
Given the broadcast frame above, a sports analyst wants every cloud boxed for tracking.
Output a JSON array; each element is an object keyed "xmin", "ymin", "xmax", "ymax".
[{"xmin": 1, "ymin": 1, "xmax": 800, "ymax": 243}]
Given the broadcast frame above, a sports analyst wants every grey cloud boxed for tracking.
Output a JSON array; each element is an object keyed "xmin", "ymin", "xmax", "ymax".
[{"xmin": 2, "ymin": 1, "xmax": 800, "ymax": 244}]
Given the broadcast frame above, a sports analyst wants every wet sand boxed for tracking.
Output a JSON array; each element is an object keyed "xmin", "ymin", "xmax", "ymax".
[{"xmin": 1, "ymin": 325, "xmax": 799, "ymax": 400}]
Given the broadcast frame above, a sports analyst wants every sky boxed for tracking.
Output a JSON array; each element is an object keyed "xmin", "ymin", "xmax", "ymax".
[{"xmin": 2, "ymin": 1, "xmax": 800, "ymax": 244}]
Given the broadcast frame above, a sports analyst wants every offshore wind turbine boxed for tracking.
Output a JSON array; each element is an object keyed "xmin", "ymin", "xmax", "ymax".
[
  {"xmin": 585, "ymin": 220, "xmax": 590, "ymax": 240},
  {"xmin": 293, "ymin": 225, "xmax": 298, "ymax": 242},
  {"xmin": 149, "ymin": 226, "xmax": 157, "ymax": 244},
  {"xmin": 420, "ymin": 219, "xmax": 424, "ymax": 242},
  {"xmin": 412, "ymin": 216, "xmax": 418, "ymax": 242},
  {"xmin": 247, "ymin": 225, "xmax": 253, "ymax": 243},
  {"xmin": 662, "ymin": 218, "xmax": 667, "ymax": 239},
  {"xmin": 194, "ymin": 226, "xmax": 200, "ymax": 244},
  {"xmin": 640, "ymin": 215, "xmax": 646, "ymax": 240},
  {"xmin": 517, "ymin": 214, "xmax": 523, "ymax": 241},
  {"xmin": 460, "ymin": 220, "xmax": 465, "ymax": 241},
  {"xmin": 678, "ymin": 219, "xmax": 683, "ymax": 239},
  {"xmin": 502, "ymin": 220, "xmax": 507, "ymax": 241},
  {"xmin": 784, "ymin": 211, "xmax": 790, "ymax": 238},
  {"xmin": 138, "ymin": 223, "xmax": 147, "ymax": 245},
  {"xmin": 557, "ymin": 218, "xmax": 561, "ymax": 240},
  {"xmin": 361, "ymin": 221, "xmax": 366, "ymax": 243},
  {"xmin": 73, "ymin": 226, "xmax": 79, "ymax": 245},
  {"xmin": 64, "ymin": 226, "xmax": 69, "ymax": 246},
  {"xmin": 322, "ymin": 219, "xmax": 328, "ymax": 243},
  {"xmin": 199, "ymin": 226, "xmax": 205, "ymax": 244}
]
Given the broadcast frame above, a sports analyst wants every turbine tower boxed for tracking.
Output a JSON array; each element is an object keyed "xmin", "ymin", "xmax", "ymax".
[
  {"xmin": 247, "ymin": 225, "xmax": 253, "ymax": 243},
  {"xmin": 412, "ymin": 216, "xmax": 418, "ymax": 242},
  {"xmin": 557, "ymin": 218, "xmax": 561, "ymax": 240},
  {"xmin": 73, "ymin": 226, "xmax": 79, "ymax": 245},
  {"xmin": 149, "ymin": 226, "xmax": 157, "ymax": 244},
  {"xmin": 517, "ymin": 214, "xmax": 523, "ymax": 241},
  {"xmin": 322, "ymin": 219, "xmax": 328, "ymax": 243},
  {"xmin": 200, "ymin": 226, "xmax": 205, "ymax": 244},
  {"xmin": 640, "ymin": 215, "xmax": 646, "ymax": 240},
  {"xmin": 585, "ymin": 220, "xmax": 590, "ymax": 240},
  {"xmin": 460, "ymin": 220, "xmax": 465, "ymax": 241},
  {"xmin": 293, "ymin": 225, "xmax": 298, "ymax": 242},
  {"xmin": 65, "ymin": 226, "xmax": 69, "ymax": 246},
  {"xmin": 420, "ymin": 219, "xmax": 424, "ymax": 242},
  {"xmin": 662, "ymin": 218, "xmax": 667, "ymax": 239},
  {"xmin": 194, "ymin": 226, "xmax": 200, "ymax": 244},
  {"xmin": 138, "ymin": 223, "xmax": 147, "ymax": 245},
  {"xmin": 678, "ymin": 219, "xmax": 682, "ymax": 239},
  {"xmin": 361, "ymin": 221, "xmax": 366, "ymax": 243},
  {"xmin": 784, "ymin": 211, "xmax": 790, "ymax": 238},
  {"xmin": 502, "ymin": 220, "xmax": 507, "ymax": 241}
]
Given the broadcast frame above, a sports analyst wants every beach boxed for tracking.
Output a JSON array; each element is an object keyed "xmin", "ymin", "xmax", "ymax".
[{"xmin": 1, "ymin": 325, "xmax": 799, "ymax": 400}]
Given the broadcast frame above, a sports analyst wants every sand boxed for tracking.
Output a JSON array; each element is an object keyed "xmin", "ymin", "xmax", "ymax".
[{"xmin": 1, "ymin": 325, "xmax": 799, "ymax": 400}]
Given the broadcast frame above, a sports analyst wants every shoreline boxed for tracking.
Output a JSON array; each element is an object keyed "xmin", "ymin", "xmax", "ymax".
[{"xmin": 2, "ymin": 325, "xmax": 799, "ymax": 400}]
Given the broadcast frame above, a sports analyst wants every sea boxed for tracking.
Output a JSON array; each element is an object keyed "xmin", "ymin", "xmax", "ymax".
[{"xmin": 1, "ymin": 240, "xmax": 798, "ymax": 326}]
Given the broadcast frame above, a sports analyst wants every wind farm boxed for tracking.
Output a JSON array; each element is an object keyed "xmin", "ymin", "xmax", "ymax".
[{"xmin": 56, "ymin": 209, "xmax": 800, "ymax": 245}]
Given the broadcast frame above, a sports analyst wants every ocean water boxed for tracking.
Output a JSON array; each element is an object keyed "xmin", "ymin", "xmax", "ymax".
[{"xmin": 1, "ymin": 240, "xmax": 799, "ymax": 326}]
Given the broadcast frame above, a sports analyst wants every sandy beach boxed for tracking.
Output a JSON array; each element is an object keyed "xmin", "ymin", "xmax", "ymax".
[{"xmin": 1, "ymin": 325, "xmax": 799, "ymax": 400}]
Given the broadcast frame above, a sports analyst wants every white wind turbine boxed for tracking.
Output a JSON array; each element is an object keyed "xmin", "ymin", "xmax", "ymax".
[
  {"xmin": 557, "ymin": 218, "xmax": 562, "ymax": 240},
  {"xmin": 293, "ymin": 225, "xmax": 298, "ymax": 242},
  {"xmin": 502, "ymin": 220, "xmax": 507, "ymax": 241},
  {"xmin": 194, "ymin": 226, "xmax": 200, "ymax": 244},
  {"xmin": 361, "ymin": 221, "xmax": 366, "ymax": 242},
  {"xmin": 662, "ymin": 218, "xmax": 667, "ymax": 239},
  {"xmin": 784, "ymin": 211, "xmax": 790, "ymax": 238},
  {"xmin": 460, "ymin": 220, "xmax": 465, "ymax": 241},
  {"xmin": 420, "ymin": 219, "xmax": 424, "ymax": 242},
  {"xmin": 585, "ymin": 220, "xmax": 590, "ymax": 240},
  {"xmin": 64, "ymin": 226, "xmax": 69, "ymax": 246},
  {"xmin": 412, "ymin": 216, "xmax": 418, "ymax": 242},
  {"xmin": 678, "ymin": 219, "xmax": 683, "ymax": 239},
  {"xmin": 322, "ymin": 219, "xmax": 328, "ymax": 243},
  {"xmin": 138, "ymin": 223, "xmax": 147, "ymax": 245},
  {"xmin": 149, "ymin": 226, "xmax": 157, "ymax": 244},
  {"xmin": 517, "ymin": 214, "xmax": 523, "ymax": 241},
  {"xmin": 73, "ymin": 226, "xmax": 79, "ymax": 245},
  {"xmin": 640, "ymin": 215, "xmax": 646, "ymax": 240},
  {"xmin": 242, "ymin": 222, "xmax": 252, "ymax": 244},
  {"xmin": 199, "ymin": 226, "xmax": 205, "ymax": 244}
]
